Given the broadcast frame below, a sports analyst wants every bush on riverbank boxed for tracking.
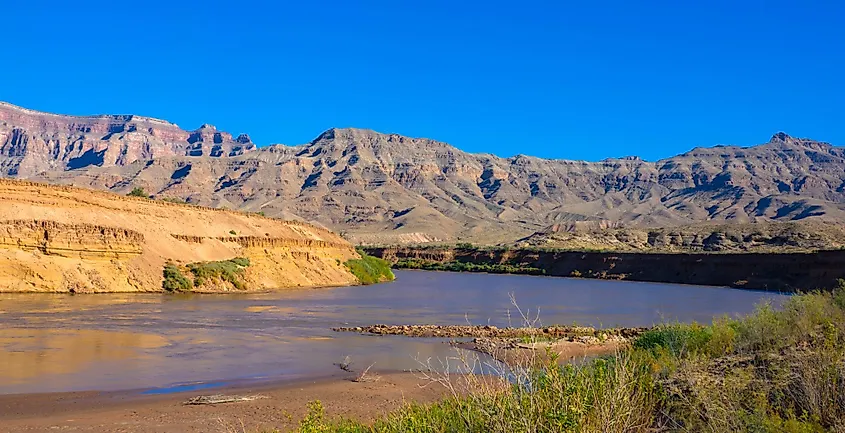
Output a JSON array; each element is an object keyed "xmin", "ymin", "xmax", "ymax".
[
  {"xmin": 188, "ymin": 257, "xmax": 250, "ymax": 290},
  {"xmin": 394, "ymin": 258, "xmax": 545, "ymax": 276},
  {"xmin": 345, "ymin": 251, "xmax": 395, "ymax": 285},
  {"xmin": 162, "ymin": 263, "xmax": 192, "ymax": 292},
  {"xmin": 288, "ymin": 283, "xmax": 845, "ymax": 432},
  {"xmin": 162, "ymin": 258, "xmax": 251, "ymax": 291}
]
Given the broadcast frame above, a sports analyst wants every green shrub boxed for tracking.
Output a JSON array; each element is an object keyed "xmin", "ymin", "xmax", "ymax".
[
  {"xmin": 127, "ymin": 187, "xmax": 148, "ymax": 198},
  {"xmin": 704, "ymin": 315, "xmax": 739, "ymax": 356},
  {"xmin": 834, "ymin": 279, "xmax": 845, "ymax": 310},
  {"xmin": 344, "ymin": 253, "xmax": 395, "ymax": 285},
  {"xmin": 187, "ymin": 257, "xmax": 250, "ymax": 290},
  {"xmin": 162, "ymin": 263, "xmax": 191, "ymax": 292},
  {"xmin": 229, "ymin": 257, "xmax": 250, "ymax": 267},
  {"xmin": 634, "ymin": 322, "xmax": 713, "ymax": 356},
  {"xmin": 229, "ymin": 230, "xmax": 237, "ymax": 235}
]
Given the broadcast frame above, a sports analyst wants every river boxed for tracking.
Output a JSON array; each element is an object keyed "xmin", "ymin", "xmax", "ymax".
[{"xmin": 0, "ymin": 270, "xmax": 788, "ymax": 394}]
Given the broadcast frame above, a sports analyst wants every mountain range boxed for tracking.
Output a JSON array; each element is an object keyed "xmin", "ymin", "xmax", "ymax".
[{"xmin": 2, "ymin": 101, "xmax": 844, "ymax": 245}]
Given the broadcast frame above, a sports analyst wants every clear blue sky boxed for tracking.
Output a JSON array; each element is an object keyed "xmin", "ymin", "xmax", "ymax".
[{"xmin": 3, "ymin": 0, "xmax": 842, "ymax": 161}]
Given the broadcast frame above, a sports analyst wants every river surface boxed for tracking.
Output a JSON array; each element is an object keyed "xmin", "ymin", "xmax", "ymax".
[{"xmin": 0, "ymin": 271, "xmax": 788, "ymax": 394}]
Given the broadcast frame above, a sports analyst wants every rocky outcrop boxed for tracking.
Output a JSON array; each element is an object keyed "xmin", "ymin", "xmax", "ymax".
[
  {"xmin": 367, "ymin": 246, "xmax": 845, "ymax": 292},
  {"xmin": 0, "ymin": 102, "xmax": 254, "ymax": 178},
  {"xmin": 4, "ymin": 102, "xmax": 845, "ymax": 245},
  {"xmin": 0, "ymin": 179, "xmax": 359, "ymax": 293},
  {"xmin": 0, "ymin": 220, "xmax": 143, "ymax": 258}
]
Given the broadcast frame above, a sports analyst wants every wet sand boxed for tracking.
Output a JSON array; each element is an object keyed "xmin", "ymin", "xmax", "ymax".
[{"xmin": 0, "ymin": 372, "xmax": 452, "ymax": 433}]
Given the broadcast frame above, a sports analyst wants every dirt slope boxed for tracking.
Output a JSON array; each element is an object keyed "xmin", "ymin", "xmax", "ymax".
[{"xmin": 0, "ymin": 179, "xmax": 359, "ymax": 293}]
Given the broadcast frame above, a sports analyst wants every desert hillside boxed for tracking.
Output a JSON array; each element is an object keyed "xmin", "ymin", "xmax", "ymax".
[
  {"xmin": 4, "ymin": 102, "xmax": 845, "ymax": 245},
  {"xmin": 0, "ymin": 179, "xmax": 359, "ymax": 293}
]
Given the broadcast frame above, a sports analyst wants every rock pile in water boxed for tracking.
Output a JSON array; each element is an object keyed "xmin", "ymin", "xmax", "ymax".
[{"xmin": 332, "ymin": 324, "xmax": 648, "ymax": 339}]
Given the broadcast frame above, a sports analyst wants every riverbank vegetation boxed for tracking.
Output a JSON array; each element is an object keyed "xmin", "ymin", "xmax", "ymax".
[
  {"xmin": 162, "ymin": 263, "xmax": 192, "ymax": 292},
  {"xmin": 394, "ymin": 258, "xmax": 545, "ymax": 276},
  {"xmin": 289, "ymin": 284, "xmax": 845, "ymax": 432},
  {"xmin": 344, "ymin": 251, "xmax": 395, "ymax": 285},
  {"xmin": 162, "ymin": 257, "xmax": 251, "ymax": 291}
]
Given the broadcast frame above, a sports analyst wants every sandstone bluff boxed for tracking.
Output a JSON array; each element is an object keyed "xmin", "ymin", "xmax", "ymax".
[
  {"xmin": 3, "ymin": 101, "xmax": 845, "ymax": 245},
  {"xmin": 0, "ymin": 179, "xmax": 359, "ymax": 293}
]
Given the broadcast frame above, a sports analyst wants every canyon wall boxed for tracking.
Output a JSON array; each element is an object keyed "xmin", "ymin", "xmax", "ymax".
[
  {"xmin": 0, "ymin": 179, "xmax": 359, "ymax": 293},
  {"xmin": 366, "ymin": 246, "xmax": 845, "ymax": 292}
]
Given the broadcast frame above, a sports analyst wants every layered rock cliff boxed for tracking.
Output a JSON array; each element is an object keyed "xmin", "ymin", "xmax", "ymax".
[{"xmin": 0, "ymin": 179, "xmax": 359, "ymax": 293}]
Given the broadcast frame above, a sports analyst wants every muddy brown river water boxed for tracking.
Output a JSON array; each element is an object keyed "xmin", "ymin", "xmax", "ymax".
[{"xmin": 0, "ymin": 270, "xmax": 788, "ymax": 394}]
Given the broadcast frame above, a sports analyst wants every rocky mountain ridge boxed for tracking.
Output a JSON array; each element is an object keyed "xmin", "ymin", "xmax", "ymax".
[
  {"xmin": 0, "ymin": 102, "xmax": 255, "ymax": 178},
  {"xmin": 2, "ymin": 102, "xmax": 844, "ymax": 245}
]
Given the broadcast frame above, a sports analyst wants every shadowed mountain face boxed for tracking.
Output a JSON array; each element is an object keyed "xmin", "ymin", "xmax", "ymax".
[{"xmin": 2, "ymin": 102, "xmax": 844, "ymax": 244}]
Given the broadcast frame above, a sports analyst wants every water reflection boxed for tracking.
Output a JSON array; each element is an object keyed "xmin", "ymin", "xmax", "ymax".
[
  {"xmin": 0, "ymin": 271, "xmax": 788, "ymax": 394},
  {"xmin": 0, "ymin": 328, "xmax": 167, "ymax": 387}
]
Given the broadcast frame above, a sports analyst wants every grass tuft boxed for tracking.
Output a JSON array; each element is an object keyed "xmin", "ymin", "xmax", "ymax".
[{"xmin": 127, "ymin": 186, "xmax": 149, "ymax": 198}]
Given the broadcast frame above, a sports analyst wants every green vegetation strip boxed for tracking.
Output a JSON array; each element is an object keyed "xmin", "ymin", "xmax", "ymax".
[
  {"xmin": 394, "ymin": 258, "xmax": 545, "ymax": 276},
  {"xmin": 284, "ymin": 284, "xmax": 845, "ymax": 432},
  {"xmin": 162, "ymin": 257, "xmax": 250, "ymax": 291},
  {"xmin": 344, "ymin": 251, "xmax": 395, "ymax": 285}
]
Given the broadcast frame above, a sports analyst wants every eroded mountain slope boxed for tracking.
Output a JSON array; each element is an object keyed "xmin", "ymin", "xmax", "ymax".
[{"xmin": 3, "ymin": 102, "xmax": 844, "ymax": 244}]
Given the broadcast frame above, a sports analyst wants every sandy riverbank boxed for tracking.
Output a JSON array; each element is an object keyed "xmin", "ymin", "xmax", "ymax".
[{"xmin": 0, "ymin": 372, "xmax": 453, "ymax": 433}]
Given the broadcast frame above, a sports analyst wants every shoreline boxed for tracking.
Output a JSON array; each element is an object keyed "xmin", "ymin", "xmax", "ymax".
[
  {"xmin": 0, "ymin": 268, "xmax": 793, "ymax": 295},
  {"xmin": 0, "ymin": 370, "xmax": 453, "ymax": 432},
  {"xmin": 367, "ymin": 246, "xmax": 845, "ymax": 292},
  {"xmin": 0, "ymin": 281, "xmax": 363, "ymax": 295}
]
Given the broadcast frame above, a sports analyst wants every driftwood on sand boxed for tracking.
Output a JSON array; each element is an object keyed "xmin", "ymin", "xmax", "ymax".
[{"xmin": 183, "ymin": 394, "xmax": 267, "ymax": 405}]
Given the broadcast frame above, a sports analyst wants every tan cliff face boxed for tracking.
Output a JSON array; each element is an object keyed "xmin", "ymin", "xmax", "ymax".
[
  {"xmin": 0, "ymin": 179, "xmax": 359, "ymax": 293},
  {"xmin": 4, "ymin": 102, "xmax": 845, "ymax": 245}
]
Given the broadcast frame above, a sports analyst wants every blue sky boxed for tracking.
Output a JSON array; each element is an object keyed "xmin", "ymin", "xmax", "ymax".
[{"xmin": 2, "ymin": 0, "xmax": 842, "ymax": 161}]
